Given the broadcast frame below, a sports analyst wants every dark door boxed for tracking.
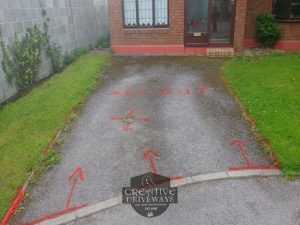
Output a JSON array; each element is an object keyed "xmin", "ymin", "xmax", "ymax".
[
  {"xmin": 185, "ymin": 0, "xmax": 209, "ymax": 47},
  {"xmin": 185, "ymin": 0, "xmax": 235, "ymax": 46}
]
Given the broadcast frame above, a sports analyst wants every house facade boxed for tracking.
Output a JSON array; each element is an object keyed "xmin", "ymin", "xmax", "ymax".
[{"xmin": 108, "ymin": 0, "xmax": 300, "ymax": 54}]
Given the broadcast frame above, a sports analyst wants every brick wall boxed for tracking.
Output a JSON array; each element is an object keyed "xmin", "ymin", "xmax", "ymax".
[
  {"xmin": 109, "ymin": 0, "xmax": 184, "ymax": 45},
  {"xmin": 245, "ymin": 0, "xmax": 300, "ymax": 40},
  {"xmin": 233, "ymin": 0, "xmax": 248, "ymax": 52},
  {"xmin": 0, "ymin": 0, "xmax": 109, "ymax": 103}
]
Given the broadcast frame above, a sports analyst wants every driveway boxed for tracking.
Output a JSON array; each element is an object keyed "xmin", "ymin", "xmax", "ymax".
[{"xmin": 14, "ymin": 56, "xmax": 299, "ymax": 225}]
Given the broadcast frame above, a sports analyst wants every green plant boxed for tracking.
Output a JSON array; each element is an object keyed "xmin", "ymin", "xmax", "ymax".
[
  {"xmin": 103, "ymin": 36, "xmax": 111, "ymax": 48},
  {"xmin": 41, "ymin": 7, "xmax": 64, "ymax": 73},
  {"xmin": 48, "ymin": 43, "xmax": 63, "ymax": 73},
  {"xmin": 0, "ymin": 7, "xmax": 64, "ymax": 90},
  {"xmin": 96, "ymin": 37, "xmax": 104, "ymax": 49},
  {"xmin": 42, "ymin": 149, "xmax": 61, "ymax": 172},
  {"xmin": 256, "ymin": 12, "xmax": 281, "ymax": 48},
  {"xmin": 63, "ymin": 48, "xmax": 88, "ymax": 66},
  {"xmin": 63, "ymin": 52, "xmax": 76, "ymax": 65},
  {"xmin": 283, "ymin": 170, "xmax": 297, "ymax": 180},
  {"xmin": 0, "ymin": 25, "xmax": 43, "ymax": 90}
]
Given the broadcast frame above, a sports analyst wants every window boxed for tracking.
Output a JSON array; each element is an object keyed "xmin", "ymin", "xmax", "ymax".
[
  {"xmin": 273, "ymin": 0, "xmax": 300, "ymax": 20},
  {"xmin": 123, "ymin": 0, "xmax": 168, "ymax": 28}
]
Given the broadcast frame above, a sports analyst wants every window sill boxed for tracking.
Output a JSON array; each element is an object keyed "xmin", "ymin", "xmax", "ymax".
[
  {"xmin": 123, "ymin": 28, "xmax": 170, "ymax": 34},
  {"xmin": 276, "ymin": 19, "xmax": 300, "ymax": 23}
]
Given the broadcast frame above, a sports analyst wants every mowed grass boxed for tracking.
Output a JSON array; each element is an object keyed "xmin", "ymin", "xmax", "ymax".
[
  {"xmin": 224, "ymin": 53, "xmax": 300, "ymax": 172},
  {"xmin": 0, "ymin": 53, "xmax": 108, "ymax": 218}
]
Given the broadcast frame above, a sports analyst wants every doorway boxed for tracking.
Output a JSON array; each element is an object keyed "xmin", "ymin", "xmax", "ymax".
[{"xmin": 185, "ymin": 0, "xmax": 235, "ymax": 47}]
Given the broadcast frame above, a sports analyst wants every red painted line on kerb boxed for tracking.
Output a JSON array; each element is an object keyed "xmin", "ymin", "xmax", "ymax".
[
  {"xmin": 0, "ymin": 188, "xmax": 24, "ymax": 225},
  {"xmin": 22, "ymin": 205, "xmax": 87, "ymax": 225},
  {"xmin": 170, "ymin": 176, "xmax": 184, "ymax": 181}
]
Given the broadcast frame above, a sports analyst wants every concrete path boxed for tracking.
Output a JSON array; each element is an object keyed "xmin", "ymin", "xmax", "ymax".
[{"xmin": 14, "ymin": 56, "xmax": 298, "ymax": 225}]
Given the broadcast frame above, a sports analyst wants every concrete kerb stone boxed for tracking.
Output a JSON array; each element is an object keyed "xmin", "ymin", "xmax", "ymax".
[
  {"xmin": 38, "ymin": 212, "xmax": 77, "ymax": 225},
  {"xmin": 37, "ymin": 169, "xmax": 283, "ymax": 225},
  {"xmin": 171, "ymin": 177, "xmax": 194, "ymax": 187},
  {"xmin": 191, "ymin": 171, "xmax": 229, "ymax": 183},
  {"xmin": 227, "ymin": 169, "xmax": 281, "ymax": 178},
  {"xmin": 74, "ymin": 196, "xmax": 122, "ymax": 218}
]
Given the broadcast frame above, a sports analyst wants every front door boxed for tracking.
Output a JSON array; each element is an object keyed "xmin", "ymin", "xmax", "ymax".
[{"xmin": 185, "ymin": 0, "xmax": 235, "ymax": 46}]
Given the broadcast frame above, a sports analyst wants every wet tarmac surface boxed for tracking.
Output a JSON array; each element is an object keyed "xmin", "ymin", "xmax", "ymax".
[{"xmin": 15, "ymin": 56, "xmax": 285, "ymax": 225}]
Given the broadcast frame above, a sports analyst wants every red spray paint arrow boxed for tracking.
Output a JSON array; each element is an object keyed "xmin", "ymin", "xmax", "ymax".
[
  {"xmin": 230, "ymin": 138, "xmax": 252, "ymax": 166},
  {"xmin": 228, "ymin": 138, "xmax": 280, "ymax": 171},
  {"xmin": 143, "ymin": 149, "xmax": 160, "ymax": 174},
  {"xmin": 66, "ymin": 167, "xmax": 85, "ymax": 208}
]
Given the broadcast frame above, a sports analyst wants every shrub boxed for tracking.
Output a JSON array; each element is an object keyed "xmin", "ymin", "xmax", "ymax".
[
  {"xmin": 0, "ymin": 25, "xmax": 43, "ymax": 90},
  {"xmin": 63, "ymin": 52, "xmax": 76, "ymax": 66},
  {"xmin": 48, "ymin": 43, "xmax": 64, "ymax": 73},
  {"xmin": 96, "ymin": 37, "xmax": 104, "ymax": 49},
  {"xmin": 256, "ymin": 12, "xmax": 281, "ymax": 48},
  {"xmin": 96, "ymin": 36, "xmax": 110, "ymax": 49},
  {"xmin": 63, "ymin": 48, "xmax": 88, "ymax": 66},
  {"xmin": 0, "ymin": 7, "xmax": 64, "ymax": 90}
]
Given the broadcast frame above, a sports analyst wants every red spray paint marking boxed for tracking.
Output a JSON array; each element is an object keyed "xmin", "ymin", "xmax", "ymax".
[
  {"xmin": 110, "ymin": 85, "xmax": 211, "ymax": 97},
  {"xmin": 143, "ymin": 149, "xmax": 160, "ymax": 174},
  {"xmin": 170, "ymin": 176, "xmax": 184, "ymax": 181},
  {"xmin": 178, "ymin": 88, "xmax": 191, "ymax": 95},
  {"xmin": 231, "ymin": 139, "xmax": 252, "ymax": 166},
  {"xmin": 160, "ymin": 88, "xmax": 172, "ymax": 95},
  {"xmin": 122, "ymin": 123, "xmax": 133, "ymax": 132},
  {"xmin": 111, "ymin": 110, "xmax": 149, "ymax": 132},
  {"xmin": 43, "ymin": 132, "xmax": 59, "ymax": 155},
  {"xmin": 110, "ymin": 89, "xmax": 148, "ymax": 96},
  {"xmin": 247, "ymin": 113, "xmax": 257, "ymax": 129},
  {"xmin": 22, "ymin": 167, "xmax": 86, "ymax": 225},
  {"xmin": 22, "ymin": 204, "xmax": 87, "ymax": 225},
  {"xmin": 228, "ymin": 138, "xmax": 280, "ymax": 171},
  {"xmin": 0, "ymin": 187, "xmax": 24, "ymax": 225},
  {"xmin": 197, "ymin": 85, "xmax": 208, "ymax": 95},
  {"xmin": 124, "ymin": 90, "xmax": 133, "ymax": 96},
  {"xmin": 110, "ymin": 90, "xmax": 123, "ymax": 96},
  {"xmin": 66, "ymin": 167, "xmax": 85, "ymax": 208}
]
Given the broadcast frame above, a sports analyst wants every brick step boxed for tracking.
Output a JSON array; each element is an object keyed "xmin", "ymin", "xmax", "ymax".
[{"xmin": 206, "ymin": 48, "xmax": 235, "ymax": 57}]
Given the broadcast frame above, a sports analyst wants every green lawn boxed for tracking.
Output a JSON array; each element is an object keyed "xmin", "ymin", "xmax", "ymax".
[
  {"xmin": 224, "ymin": 53, "xmax": 300, "ymax": 172},
  {"xmin": 0, "ymin": 53, "xmax": 108, "ymax": 218}
]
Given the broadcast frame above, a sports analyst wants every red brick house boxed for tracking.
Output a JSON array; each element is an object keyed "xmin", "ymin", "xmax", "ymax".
[{"xmin": 108, "ymin": 0, "xmax": 300, "ymax": 55}]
